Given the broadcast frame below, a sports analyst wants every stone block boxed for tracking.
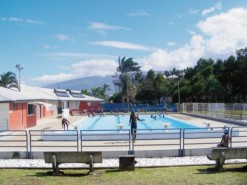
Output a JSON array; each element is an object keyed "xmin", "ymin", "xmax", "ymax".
[{"xmin": 119, "ymin": 155, "xmax": 135, "ymax": 171}]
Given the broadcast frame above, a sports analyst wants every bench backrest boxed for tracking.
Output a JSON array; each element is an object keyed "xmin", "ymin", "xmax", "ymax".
[
  {"xmin": 210, "ymin": 147, "xmax": 247, "ymax": 159},
  {"xmin": 44, "ymin": 152, "xmax": 102, "ymax": 163}
]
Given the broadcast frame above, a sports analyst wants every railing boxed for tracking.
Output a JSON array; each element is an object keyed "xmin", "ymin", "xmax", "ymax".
[
  {"xmin": 80, "ymin": 129, "xmax": 131, "ymax": 152},
  {"xmin": 0, "ymin": 127, "xmax": 246, "ymax": 158},
  {"xmin": 134, "ymin": 128, "xmax": 182, "ymax": 155},
  {"xmin": 181, "ymin": 103, "xmax": 247, "ymax": 122},
  {"xmin": 230, "ymin": 127, "xmax": 247, "ymax": 147},
  {"xmin": 29, "ymin": 130, "xmax": 79, "ymax": 157},
  {"xmin": 0, "ymin": 130, "xmax": 28, "ymax": 157}
]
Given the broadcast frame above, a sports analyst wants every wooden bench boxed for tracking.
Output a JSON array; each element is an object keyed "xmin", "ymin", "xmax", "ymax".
[
  {"xmin": 207, "ymin": 147, "xmax": 247, "ymax": 170},
  {"xmin": 44, "ymin": 151, "xmax": 102, "ymax": 175}
]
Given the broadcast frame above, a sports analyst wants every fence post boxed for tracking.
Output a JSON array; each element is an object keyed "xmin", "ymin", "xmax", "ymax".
[
  {"xmin": 28, "ymin": 130, "xmax": 32, "ymax": 159},
  {"xmin": 80, "ymin": 130, "xmax": 83, "ymax": 151},
  {"xmin": 181, "ymin": 129, "xmax": 185, "ymax": 157},
  {"xmin": 230, "ymin": 127, "xmax": 233, "ymax": 148},
  {"xmin": 76, "ymin": 130, "xmax": 79, "ymax": 152},
  {"xmin": 128, "ymin": 129, "xmax": 134, "ymax": 155}
]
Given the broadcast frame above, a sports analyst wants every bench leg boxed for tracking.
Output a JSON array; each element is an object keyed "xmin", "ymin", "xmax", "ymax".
[
  {"xmin": 216, "ymin": 152, "xmax": 225, "ymax": 170},
  {"xmin": 89, "ymin": 155, "xmax": 94, "ymax": 173},
  {"xmin": 52, "ymin": 154, "xmax": 61, "ymax": 175}
]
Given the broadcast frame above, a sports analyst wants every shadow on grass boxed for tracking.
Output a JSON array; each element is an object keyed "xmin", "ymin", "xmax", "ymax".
[
  {"xmin": 197, "ymin": 165, "xmax": 247, "ymax": 174},
  {"xmin": 106, "ymin": 169, "xmax": 135, "ymax": 173},
  {"xmin": 29, "ymin": 170, "xmax": 103, "ymax": 177}
]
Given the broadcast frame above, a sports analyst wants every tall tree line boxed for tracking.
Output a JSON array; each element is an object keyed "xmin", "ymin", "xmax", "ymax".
[{"xmin": 113, "ymin": 48, "xmax": 247, "ymax": 103}]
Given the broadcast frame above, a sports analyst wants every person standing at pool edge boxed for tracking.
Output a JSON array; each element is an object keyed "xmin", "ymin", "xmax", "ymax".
[
  {"xmin": 129, "ymin": 109, "xmax": 144, "ymax": 143},
  {"xmin": 62, "ymin": 117, "xmax": 70, "ymax": 130}
]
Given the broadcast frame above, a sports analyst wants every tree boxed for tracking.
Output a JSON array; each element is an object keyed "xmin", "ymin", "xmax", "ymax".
[
  {"xmin": 116, "ymin": 57, "xmax": 141, "ymax": 104},
  {"xmin": 91, "ymin": 86, "xmax": 103, "ymax": 97},
  {"xmin": 0, "ymin": 71, "xmax": 18, "ymax": 89},
  {"xmin": 81, "ymin": 89, "xmax": 90, "ymax": 96},
  {"xmin": 153, "ymin": 73, "xmax": 168, "ymax": 103}
]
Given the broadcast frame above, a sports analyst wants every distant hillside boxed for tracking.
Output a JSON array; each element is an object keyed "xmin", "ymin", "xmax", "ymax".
[{"xmin": 44, "ymin": 75, "xmax": 116, "ymax": 94}]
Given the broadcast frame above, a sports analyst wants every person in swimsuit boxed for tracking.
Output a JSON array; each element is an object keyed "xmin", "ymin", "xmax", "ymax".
[
  {"xmin": 217, "ymin": 129, "xmax": 231, "ymax": 147},
  {"xmin": 129, "ymin": 109, "xmax": 144, "ymax": 142},
  {"xmin": 61, "ymin": 117, "xmax": 70, "ymax": 130}
]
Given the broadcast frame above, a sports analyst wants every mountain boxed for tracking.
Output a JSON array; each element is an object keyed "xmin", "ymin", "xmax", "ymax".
[{"xmin": 44, "ymin": 75, "xmax": 117, "ymax": 94}]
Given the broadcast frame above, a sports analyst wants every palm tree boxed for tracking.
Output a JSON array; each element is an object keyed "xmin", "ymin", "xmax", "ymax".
[
  {"xmin": 81, "ymin": 89, "xmax": 90, "ymax": 96},
  {"xmin": 91, "ymin": 86, "xmax": 104, "ymax": 97},
  {"xmin": 117, "ymin": 57, "xmax": 141, "ymax": 74},
  {"xmin": 116, "ymin": 57, "xmax": 141, "ymax": 104},
  {"xmin": 0, "ymin": 71, "xmax": 18, "ymax": 89}
]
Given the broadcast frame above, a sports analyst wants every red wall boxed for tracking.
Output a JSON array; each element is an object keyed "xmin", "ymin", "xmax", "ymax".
[
  {"xmin": 43, "ymin": 107, "xmax": 55, "ymax": 117},
  {"xmin": 78, "ymin": 101, "xmax": 100, "ymax": 112},
  {"xmin": 9, "ymin": 102, "xmax": 27, "ymax": 130},
  {"xmin": 27, "ymin": 114, "xmax": 36, "ymax": 128},
  {"xmin": 36, "ymin": 104, "xmax": 55, "ymax": 120},
  {"xmin": 9, "ymin": 102, "xmax": 37, "ymax": 130}
]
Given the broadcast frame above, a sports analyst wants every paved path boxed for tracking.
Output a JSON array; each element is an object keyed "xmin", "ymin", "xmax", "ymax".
[{"xmin": 0, "ymin": 157, "xmax": 246, "ymax": 169}]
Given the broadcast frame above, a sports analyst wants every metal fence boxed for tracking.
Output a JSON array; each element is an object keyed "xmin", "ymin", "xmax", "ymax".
[
  {"xmin": 0, "ymin": 130, "xmax": 28, "ymax": 153},
  {"xmin": 180, "ymin": 103, "xmax": 247, "ymax": 122},
  {"xmin": 0, "ymin": 127, "xmax": 246, "ymax": 158}
]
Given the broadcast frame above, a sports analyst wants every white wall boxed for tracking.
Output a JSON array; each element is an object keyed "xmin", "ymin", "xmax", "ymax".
[{"xmin": 0, "ymin": 103, "xmax": 9, "ymax": 130}]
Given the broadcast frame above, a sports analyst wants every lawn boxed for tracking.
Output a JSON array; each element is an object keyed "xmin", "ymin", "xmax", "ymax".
[{"xmin": 0, "ymin": 164, "xmax": 246, "ymax": 185}]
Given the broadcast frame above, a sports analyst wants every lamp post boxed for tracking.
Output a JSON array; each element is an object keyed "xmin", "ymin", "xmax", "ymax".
[{"xmin": 16, "ymin": 64, "xmax": 24, "ymax": 91}]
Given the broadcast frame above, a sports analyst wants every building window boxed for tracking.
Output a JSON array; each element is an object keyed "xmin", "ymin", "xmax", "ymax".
[{"xmin": 28, "ymin": 104, "xmax": 35, "ymax": 115}]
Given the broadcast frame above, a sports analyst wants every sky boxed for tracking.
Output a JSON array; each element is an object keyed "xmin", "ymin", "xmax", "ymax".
[{"xmin": 1, "ymin": 0, "xmax": 247, "ymax": 87}]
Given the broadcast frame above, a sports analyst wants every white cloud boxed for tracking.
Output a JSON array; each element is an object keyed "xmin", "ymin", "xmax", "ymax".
[
  {"xmin": 1, "ymin": 17, "xmax": 45, "ymax": 25},
  {"xmin": 137, "ymin": 7, "xmax": 247, "ymax": 71},
  {"xmin": 34, "ymin": 59, "xmax": 117, "ymax": 85},
  {"xmin": 55, "ymin": 34, "xmax": 73, "ymax": 41},
  {"xmin": 88, "ymin": 22, "xmax": 129, "ymax": 36},
  {"xmin": 198, "ymin": 7, "xmax": 247, "ymax": 54},
  {"xmin": 189, "ymin": 8, "xmax": 200, "ymax": 14},
  {"xmin": 91, "ymin": 41, "xmax": 154, "ymax": 51},
  {"xmin": 127, "ymin": 10, "xmax": 150, "ymax": 16},
  {"xmin": 35, "ymin": 73, "xmax": 75, "ymax": 84},
  {"xmin": 88, "ymin": 22, "xmax": 129, "ymax": 31},
  {"xmin": 202, "ymin": 2, "xmax": 222, "ymax": 16},
  {"xmin": 42, "ymin": 52, "xmax": 116, "ymax": 61},
  {"xmin": 139, "ymin": 34, "xmax": 206, "ymax": 71},
  {"xmin": 71, "ymin": 59, "xmax": 118, "ymax": 77}
]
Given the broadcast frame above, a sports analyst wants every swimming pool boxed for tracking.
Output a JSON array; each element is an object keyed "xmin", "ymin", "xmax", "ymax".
[
  {"xmin": 42, "ymin": 114, "xmax": 239, "ymax": 142},
  {"xmin": 76, "ymin": 114, "xmax": 199, "ymax": 130}
]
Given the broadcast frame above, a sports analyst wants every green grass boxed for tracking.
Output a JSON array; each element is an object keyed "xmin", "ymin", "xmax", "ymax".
[{"xmin": 0, "ymin": 164, "xmax": 246, "ymax": 185}]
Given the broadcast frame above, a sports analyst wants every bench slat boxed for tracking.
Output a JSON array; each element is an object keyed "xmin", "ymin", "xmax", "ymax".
[
  {"xmin": 44, "ymin": 152, "xmax": 102, "ymax": 163},
  {"xmin": 209, "ymin": 147, "xmax": 247, "ymax": 160}
]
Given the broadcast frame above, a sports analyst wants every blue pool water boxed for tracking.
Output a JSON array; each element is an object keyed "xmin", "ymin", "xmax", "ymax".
[{"xmin": 77, "ymin": 114, "xmax": 199, "ymax": 130}]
